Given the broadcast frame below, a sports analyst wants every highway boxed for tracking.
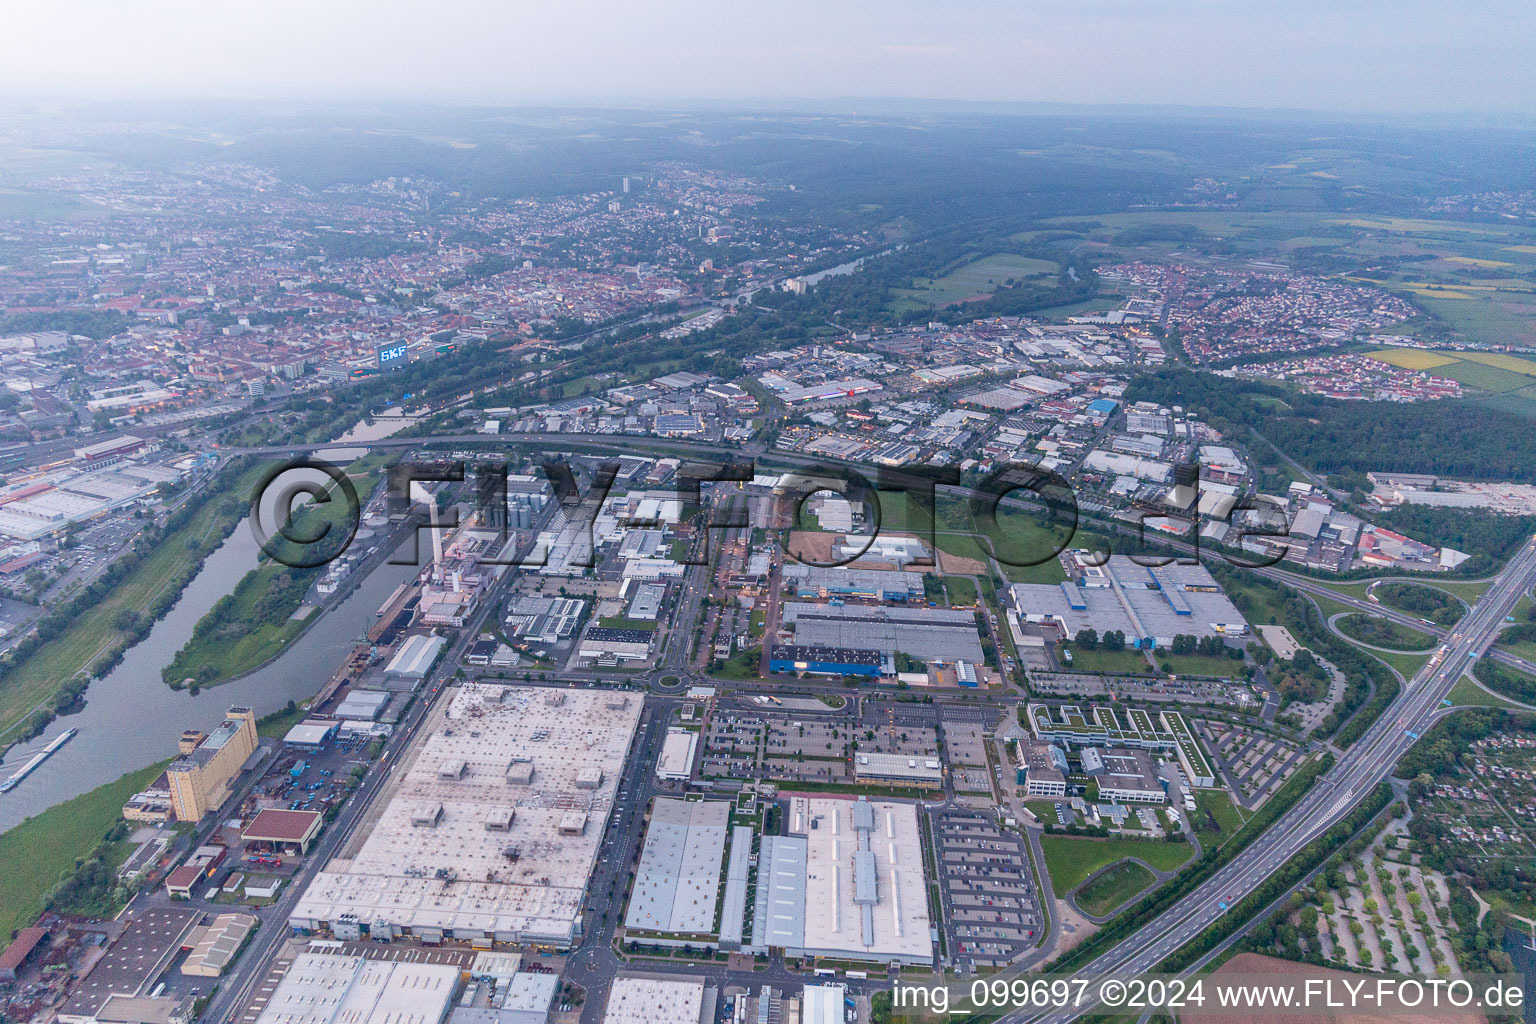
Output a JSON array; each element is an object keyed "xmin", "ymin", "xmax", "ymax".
[{"xmin": 1000, "ymin": 534, "xmax": 1536, "ymax": 1024}]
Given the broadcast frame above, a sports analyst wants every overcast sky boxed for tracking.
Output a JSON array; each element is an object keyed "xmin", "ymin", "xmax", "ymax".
[{"xmin": 5, "ymin": 0, "xmax": 1533, "ymax": 114}]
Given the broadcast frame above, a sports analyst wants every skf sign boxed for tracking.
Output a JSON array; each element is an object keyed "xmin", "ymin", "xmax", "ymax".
[{"xmin": 377, "ymin": 343, "xmax": 408, "ymax": 367}]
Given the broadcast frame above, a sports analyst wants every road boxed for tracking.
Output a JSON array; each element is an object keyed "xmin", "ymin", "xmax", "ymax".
[{"xmin": 1000, "ymin": 534, "xmax": 1536, "ymax": 1024}]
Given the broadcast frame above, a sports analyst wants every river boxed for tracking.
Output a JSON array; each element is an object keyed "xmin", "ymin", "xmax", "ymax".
[{"xmin": 0, "ymin": 446, "xmax": 420, "ymax": 832}]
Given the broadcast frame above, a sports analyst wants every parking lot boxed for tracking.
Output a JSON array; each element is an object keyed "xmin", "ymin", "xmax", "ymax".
[
  {"xmin": 932, "ymin": 810, "xmax": 1041, "ymax": 968},
  {"xmin": 700, "ymin": 713, "xmax": 765, "ymax": 779},
  {"xmin": 859, "ymin": 701, "xmax": 939, "ymax": 758}
]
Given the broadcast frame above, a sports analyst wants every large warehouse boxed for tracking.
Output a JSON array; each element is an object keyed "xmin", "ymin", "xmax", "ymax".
[
  {"xmin": 781, "ymin": 602, "xmax": 985, "ymax": 664},
  {"xmin": 253, "ymin": 951, "xmax": 458, "ymax": 1024},
  {"xmin": 1010, "ymin": 554, "xmax": 1248, "ymax": 650},
  {"xmin": 288, "ymin": 684, "xmax": 642, "ymax": 947},
  {"xmin": 601, "ymin": 977, "xmax": 712, "ymax": 1024},
  {"xmin": 624, "ymin": 799, "xmax": 730, "ymax": 937},
  {"xmin": 748, "ymin": 797, "xmax": 933, "ymax": 965}
]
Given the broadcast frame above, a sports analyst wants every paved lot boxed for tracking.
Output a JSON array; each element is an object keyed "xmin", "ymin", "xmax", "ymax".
[{"xmin": 932, "ymin": 810, "xmax": 1041, "ymax": 969}]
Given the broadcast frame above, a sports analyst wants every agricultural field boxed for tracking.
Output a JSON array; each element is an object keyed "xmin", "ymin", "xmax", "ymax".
[
  {"xmin": 1370, "ymin": 347, "xmax": 1536, "ymax": 395},
  {"xmin": 1035, "ymin": 208, "xmax": 1536, "ymax": 350},
  {"xmin": 892, "ymin": 252, "xmax": 1059, "ymax": 311}
]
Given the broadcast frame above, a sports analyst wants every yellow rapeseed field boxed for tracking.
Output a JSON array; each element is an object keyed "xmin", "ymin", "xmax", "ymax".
[{"xmin": 1367, "ymin": 348, "xmax": 1459, "ymax": 370}]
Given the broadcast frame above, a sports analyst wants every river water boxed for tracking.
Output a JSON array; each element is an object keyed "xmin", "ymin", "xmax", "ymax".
[{"xmin": 0, "ymin": 442, "xmax": 420, "ymax": 832}]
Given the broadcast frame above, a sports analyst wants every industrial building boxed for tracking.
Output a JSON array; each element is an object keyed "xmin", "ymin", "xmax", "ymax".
[
  {"xmin": 803, "ymin": 984, "xmax": 849, "ymax": 1024},
  {"xmin": 578, "ymin": 626, "xmax": 655, "ymax": 663},
  {"xmin": 180, "ymin": 914, "xmax": 257, "ymax": 977},
  {"xmin": 57, "ymin": 906, "xmax": 202, "ymax": 1024},
  {"xmin": 335, "ymin": 689, "xmax": 391, "ymax": 721},
  {"xmin": 242, "ymin": 808, "xmax": 325, "ymax": 855},
  {"xmin": 503, "ymin": 595, "xmax": 584, "ymax": 645},
  {"xmin": 1026, "ymin": 705, "xmax": 1215, "ymax": 788},
  {"xmin": 655, "ymin": 728, "xmax": 697, "ymax": 780},
  {"xmin": 749, "ymin": 798, "xmax": 933, "ymax": 965},
  {"xmin": 252, "ymin": 951, "xmax": 458, "ymax": 1024},
  {"xmin": 1010, "ymin": 553, "xmax": 1248, "ymax": 650},
  {"xmin": 718, "ymin": 825, "xmax": 754, "ymax": 949},
  {"xmin": 852, "ymin": 753, "xmax": 943, "ymax": 785},
  {"xmin": 781, "ymin": 563, "xmax": 925, "ymax": 602},
  {"xmin": 782, "ymin": 602, "xmax": 985, "ymax": 664},
  {"xmin": 626, "ymin": 582, "xmax": 667, "ymax": 621},
  {"xmin": 601, "ymin": 976, "xmax": 711, "ymax": 1024},
  {"xmin": 165, "ymin": 706, "xmax": 258, "ymax": 822},
  {"xmin": 624, "ymin": 799, "xmax": 730, "ymax": 937},
  {"xmin": 282, "ymin": 719, "xmax": 340, "ymax": 751},
  {"xmin": 768, "ymin": 644, "xmax": 885, "ymax": 678},
  {"xmin": 288, "ymin": 684, "xmax": 642, "ymax": 947},
  {"xmin": 0, "ymin": 928, "xmax": 48, "ymax": 983},
  {"xmin": 385, "ymin": 634, "xmax": 447, "ymax": 680}
]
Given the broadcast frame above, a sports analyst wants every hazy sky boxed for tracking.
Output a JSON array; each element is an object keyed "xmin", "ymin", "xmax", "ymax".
[{"xmin": 6, "ymin": 0, "xmax": 1534, "ymax": 114}]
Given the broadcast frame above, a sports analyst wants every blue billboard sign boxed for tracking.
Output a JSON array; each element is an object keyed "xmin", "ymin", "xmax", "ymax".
[{"xmin": 376, "ymin": 342, "xmax": 408, "ymax": 368}]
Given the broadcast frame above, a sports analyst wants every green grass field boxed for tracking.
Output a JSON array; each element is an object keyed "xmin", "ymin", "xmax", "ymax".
[
  {"xmin": 892, "ymin": 253, "xmax": 1058, "ymax": 310},
  {"xmin": 162, "ymin": 454, "xmax": 390, "ymax": 687},
  {"xmin": 1446, "ymin": 676, "xmax": 1526, "ymax": 710},
  {"xmin": 1040, "ymin": 836, "xmax": 1194, "ymax": 893},
  {"xmin": 1152, "ymin": 652, "xmax": 1245, "ymax": 679},
  {"xmin": 0, "ymin": 760, "xmax": 167, "ymax": 940},
  {"xmin": 1192, "ymin": 790, "xmax": 1250, "ymax": 849},
  {"xmin": 942, "ymin": 576, "xmax": 978, "ymax": 606},
  {"xmin": 1063, "ymin": 646, "xmax": 1152, "ymax": 674},
  {"xmin": 1075, "ymin": 859, "xmax": 1157, "ymax": 917},
  {"xmin": 1364, "ymin": 648, "xmax": 1433, "ymax": 681},
  {"xmin": 1497, "ymin": 636, "xmax": 1536, "ymax": 662}
]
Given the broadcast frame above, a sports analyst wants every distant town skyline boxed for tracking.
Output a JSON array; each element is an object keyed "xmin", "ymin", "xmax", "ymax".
[{"xmin": 5, "ymin": 0, "xmax": 1535, "ymax": 115}]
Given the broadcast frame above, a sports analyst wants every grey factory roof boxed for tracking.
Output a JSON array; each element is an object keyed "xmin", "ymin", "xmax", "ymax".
[
  {"xmin": 1011, "ymin": 554, "xmax": 1247, "ymax": 644},
  {"xmin": 624, "ymin": 799, "xmax": 730, "ymax": 935},
  {"xmin": 717, "ymin": 825, "xmax": 754, "ymax": 947},
  {"xmin": 783, "ymin": 603, "xmax": 984, "ymax": 663},
  {"xmin": 750, "ymin": 835, "xmax": 808, "ymax": 949}
]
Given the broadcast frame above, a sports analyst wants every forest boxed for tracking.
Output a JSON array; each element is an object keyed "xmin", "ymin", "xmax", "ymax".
[{"xmin": 1127, "ymin": 370, "xmax": 1536, "ymax": 481}]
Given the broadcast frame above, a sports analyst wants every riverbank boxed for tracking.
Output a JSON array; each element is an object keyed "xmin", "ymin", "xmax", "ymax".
[
  {"xmin": 160, "ymin": 452, "xmax": 394, "ymax": 688},
  {"xmin": 0, "ymin": 760, "xmax": 167, "ymax": 940},
  {"xmin": 0, "ymin": 459, "xmax": 269, "ymax": 745}
]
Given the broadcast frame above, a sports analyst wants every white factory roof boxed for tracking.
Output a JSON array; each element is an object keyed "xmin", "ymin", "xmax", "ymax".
[
  {"xmin": 601, "ymin": 977, "xmax": 706, "ymax": 1024},
  {"xmin": 853, "ymin": 752, "xmax": 943, "ymax": 783},
  {"xmin": 503, "ymin": 972, "xmax": 559, "ymax": 1013},
  {"xmin": 655, "ymin": 728, "xmax": 696, "ymax": 780},
  {"xmin": 798, "ymin": 797, "xmax": 933, "ymax": 961},
  {"xmin": 253, "ymin": 952, "xmax": 458, "ymax": 1024},
  {"xmin": 289, "ymin": 684, "xmax": 641, "ymax": 945},
  {"xmin": 803, "ymin": 984, "xmax": 849, "ymax": 1024}
]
